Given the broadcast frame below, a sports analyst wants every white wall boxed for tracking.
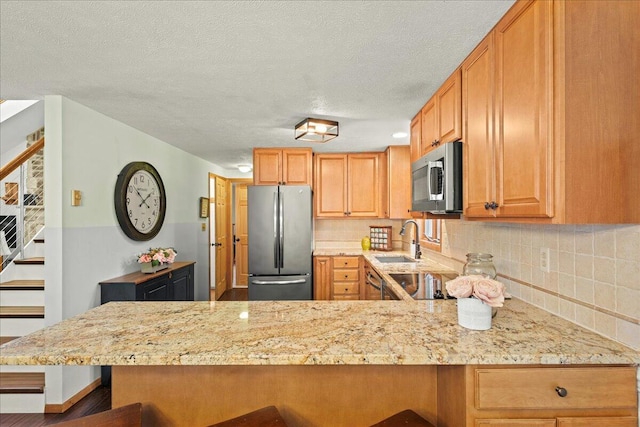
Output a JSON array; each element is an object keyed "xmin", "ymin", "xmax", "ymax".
[
  {"xmin": 0, "ymin": 100, "xmax": 43, "ymax": 158},
  {"xmin": 43, "ymin": 96, "xmax": 227, "ymax": 404}
]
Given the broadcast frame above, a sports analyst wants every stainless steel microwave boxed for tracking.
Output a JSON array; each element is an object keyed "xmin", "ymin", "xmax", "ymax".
[{"xmin": 411, "ymin": 141, "xmax": 463, "ymax": 213}]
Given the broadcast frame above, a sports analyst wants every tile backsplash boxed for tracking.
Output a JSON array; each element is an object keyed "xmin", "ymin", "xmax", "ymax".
[
  {"xmin": 441, "ymin": 221, "xmax": 639, "ymax": 350},
  {"xmin": 314, "ymin": 219, "xmax": 404, "ymax": 250}
]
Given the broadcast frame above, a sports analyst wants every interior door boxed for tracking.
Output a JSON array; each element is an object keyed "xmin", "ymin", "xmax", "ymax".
[
  {"xmin": 234, "ymin": 183, "xmax": 248, "ymax": 287},
  {"xmin": 209, "ymin": 175, "xmax": 216, "ymax": 300},
  {"xmin": 214, "ymin": 176, "xmax": 228, "ymax": 299}
]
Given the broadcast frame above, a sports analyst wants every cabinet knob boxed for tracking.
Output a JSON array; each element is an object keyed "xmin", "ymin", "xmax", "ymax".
[
  {"xmin": 344, "ymin": 274, "xmax": 348, "ymax": 278},
  {"xmin": 555, "ymin": 386, "xmax": 568, "ymax": 397},
  {"xmin": 484, "ymin": 202, "xmax": 491, "ymax": 210}
]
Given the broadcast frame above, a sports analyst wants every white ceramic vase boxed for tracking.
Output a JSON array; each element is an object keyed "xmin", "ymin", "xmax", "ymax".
[
  {"xmin": 457, "ymin": 297, "xmax": 492, "ymax": 330},
  {"xmin": 140, "ymin": 262, "xmax": 169, "ymax": 274}
]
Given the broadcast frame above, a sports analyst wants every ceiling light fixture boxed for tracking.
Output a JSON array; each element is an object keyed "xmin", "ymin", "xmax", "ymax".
[
  {"xmin": 237, "ymin": 164, "xmax": 252, "ymax": 173},
  {"xmin": 392, "ymin": 132, "xmax": 408, "ymax": 139},
  {"xmin": 294, "ymin": 118, "xmax": 339, "ymax": 143}
]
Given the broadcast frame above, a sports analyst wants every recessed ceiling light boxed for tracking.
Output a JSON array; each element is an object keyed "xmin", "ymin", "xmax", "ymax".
[{"xmin": 392, "ymin": 132, "xmax": 408, "ymax": 139}]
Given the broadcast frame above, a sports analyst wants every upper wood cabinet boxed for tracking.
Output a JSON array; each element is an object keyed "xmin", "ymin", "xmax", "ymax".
[
  {"xmin": 410, "ymin": 113, "xmax": 422, "ymax": 163},
  {"xmin": 252, "ymin": 148, "xmax": 312, "ymax": 186},
  {"xmin": 494, "ymin": 0, "xmax": 553, "ymax": 218},
  {"xmin": 419, "ymin": 69, "xmax": 462, "ymax": 157},
  {"xmin": 462, "ymin": 33, "xmax": 495, "ymax": 219},
  {"xmin": 420, "ymin": 97, "xmax": 438, "ymax": 156},
  {"xmin": 463, "ymin": 0, "xmax": 553, "ymax": 220},
  {"xmin": 380, "ymin": 145, "xmax": 411, "ymax": 219},
  {"xmin": 463, "ymin": 0, "xmax": 640, "ymax": 223},
  {"xmin": 314, "ymin": 153, "xmax": 380, "ymax": 218}
]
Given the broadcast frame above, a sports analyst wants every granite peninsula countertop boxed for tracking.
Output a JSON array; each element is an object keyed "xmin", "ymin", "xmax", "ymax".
[{"xmin": 1, "ymin": 299, "xmax": 637, "ymax": 366}]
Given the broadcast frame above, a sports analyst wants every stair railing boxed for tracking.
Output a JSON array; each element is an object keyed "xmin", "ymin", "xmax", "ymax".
[{"xmin": 0, "ymin": 136, "xmax": 45, "ymax": 270}]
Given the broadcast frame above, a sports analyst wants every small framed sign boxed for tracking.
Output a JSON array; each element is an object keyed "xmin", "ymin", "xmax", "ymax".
[{"xmin": 199, "ymin": 197, "xmax": 209, "ymax": 218}]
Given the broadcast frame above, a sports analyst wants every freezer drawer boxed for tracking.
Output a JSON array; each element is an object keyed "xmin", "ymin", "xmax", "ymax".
[{"xmin": 248, "ymin": 275, "xmax": 312, "ymax": 301}]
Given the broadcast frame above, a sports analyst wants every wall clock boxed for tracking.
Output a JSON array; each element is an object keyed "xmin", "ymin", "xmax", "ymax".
[{"xmin": 114, "ymin": 161, "xmax": 166, "ymax": 241}]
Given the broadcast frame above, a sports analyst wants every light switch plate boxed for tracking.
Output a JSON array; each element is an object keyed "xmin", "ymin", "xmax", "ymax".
[{"xmin": 71, "ymin": 190, "xmax": 82, "ymax": 206}]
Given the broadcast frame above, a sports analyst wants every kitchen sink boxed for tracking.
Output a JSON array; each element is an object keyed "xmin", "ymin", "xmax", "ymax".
[{"xmin": 374, "ymin": 255, "xmax": 416, "ymax": 263}]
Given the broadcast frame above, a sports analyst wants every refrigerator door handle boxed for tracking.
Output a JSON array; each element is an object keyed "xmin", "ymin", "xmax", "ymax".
[
  {"xmin": 279, "ymin": 191, "xmax": 284, "ymax": 268},
  {"xmin": 251, "ymin": 279, "xmax": 307, "ymax": 285},
  {"xmin": 273, "ymin": 191, "xmax": 279, "ymax": 269}
]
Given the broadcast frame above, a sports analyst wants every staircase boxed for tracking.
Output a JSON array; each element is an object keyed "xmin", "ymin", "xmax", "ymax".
[
  {"xmin": 0, "ymin": 238, "xmax": 46, "ymax": 413},
  {"xmin": 0, "ymin": 130, "xmax": 46, "ymax": 413}
]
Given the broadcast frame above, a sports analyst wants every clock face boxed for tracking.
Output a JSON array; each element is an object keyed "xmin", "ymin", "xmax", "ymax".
[
  {"xmin": 114, "ymin": 162, "xmax": 166, "ymax": 241},
  {"xmin": 126, "ymin": 169, "xmax": 161, "ymax": 233}
]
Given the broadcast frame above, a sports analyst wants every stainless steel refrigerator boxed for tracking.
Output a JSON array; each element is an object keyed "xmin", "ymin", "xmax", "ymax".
[{"xmin": 248, "ymin": 185, "xmax": 313, "ymax": 300}]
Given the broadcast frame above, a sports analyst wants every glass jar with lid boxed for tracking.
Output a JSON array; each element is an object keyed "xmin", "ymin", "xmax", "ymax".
[{"xmin": 462, "ymin": 253, "xmax": 497, "ymax": 279}]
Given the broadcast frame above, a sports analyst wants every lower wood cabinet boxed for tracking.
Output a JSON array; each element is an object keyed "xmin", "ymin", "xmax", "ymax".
[
  {"xmin": 437, "ymin": 365, "xmax": 638, "ymax": 427},
  {"xmin": 313, "ymin": 256, "xmax": 331, "ymax": 300},
  {"xmin": 99, "ymin": 261, "xmax": 195, "ymax": 303},
  {"xmin": 332, "ymin": 256, "xmax": 360, "ymax": 300},
  {"xmin": 476, "ymin": 417, "xmax": 638, "ymax": 426},
  {"xmin": 313, "ymin": 256, "xmax": 362, "ymax": 300}
]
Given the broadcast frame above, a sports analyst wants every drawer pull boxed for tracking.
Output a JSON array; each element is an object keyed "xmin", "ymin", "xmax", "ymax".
[{"xmin": 555, "ymin": 386, "xmax": 568, "ymax": 397}]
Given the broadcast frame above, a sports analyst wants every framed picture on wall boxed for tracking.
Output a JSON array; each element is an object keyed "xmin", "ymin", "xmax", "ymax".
[{"xmin": 199, "ymin": 197, "xmax": 209, "ymax": 218}]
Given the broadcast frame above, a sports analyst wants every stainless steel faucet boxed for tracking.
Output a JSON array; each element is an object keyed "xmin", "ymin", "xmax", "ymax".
[{"xmin": 399, "ymin": 220, "xmax": 421, "ymax": 259}]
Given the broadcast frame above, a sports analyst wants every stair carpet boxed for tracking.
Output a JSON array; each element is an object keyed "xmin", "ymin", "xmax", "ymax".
[{"xmin": 0, "ymin": 254, "xmax": 46, "ymax": 412}]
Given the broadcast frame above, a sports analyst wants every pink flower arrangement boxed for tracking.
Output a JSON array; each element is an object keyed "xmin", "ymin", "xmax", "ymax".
[
  {"xmin": 445, "ymin": 275, "xmax": 507, "ymax": 307},
  {"xmin": 136, "ymin": 247, "xmax": 177, "ymax": 266}
]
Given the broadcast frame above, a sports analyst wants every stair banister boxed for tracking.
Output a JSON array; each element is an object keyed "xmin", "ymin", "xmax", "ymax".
[
  {"xmin": 0, "ymin": 136, "xmax": 45, "ymax": 269},
  {"xmin": 0, "ymin": 137, "xmax": 44, "ymax": 180}
]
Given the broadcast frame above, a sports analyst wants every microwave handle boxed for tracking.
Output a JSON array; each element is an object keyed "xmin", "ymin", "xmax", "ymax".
[{"xmin": 428, "ymin": 161, "xmax": 444, "ymax": 200}]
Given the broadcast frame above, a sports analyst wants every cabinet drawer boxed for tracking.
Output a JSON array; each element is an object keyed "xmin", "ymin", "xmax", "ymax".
[
  {"xmin": 333, "ymin": 269, "xmax": 359, "ymax": 282},
  {"xmin": 333, "ymin": 283, "xmax": 359, "ymax": 295},
  {"xmin": 475, "ymin": 367, "xmax": 637, "ymax": 410},
  {"xmin": 333, "ymin": 257, "xmax": 359, "ymax": 268},
  {"xmin": 476, "ymin": 420, "xmax": 555, "ymax": 426},
  {"xmin": 333, "ymin": 294, "xmax": 360, "ymax": 300},
  {"xmin": 557, "ymin": 417, "xmax": 638, "ymax": 427}
]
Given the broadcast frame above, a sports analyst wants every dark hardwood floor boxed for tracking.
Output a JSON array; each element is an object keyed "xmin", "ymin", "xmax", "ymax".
[
  {"xmin": 217, "ymin": 287, "xmax": 248, "ymax": 301},
  {"xmin": 0, "ymin": 385, "xmax": 111, "ymax": 426}
]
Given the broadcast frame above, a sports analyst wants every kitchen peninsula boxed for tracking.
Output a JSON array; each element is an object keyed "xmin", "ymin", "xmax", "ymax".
[{"xmin": 1, "ymin": 292, "xmax": 637, "ymax": 426}]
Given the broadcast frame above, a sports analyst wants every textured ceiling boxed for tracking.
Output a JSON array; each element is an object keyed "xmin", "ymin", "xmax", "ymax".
[{"xmin": 0, "ymin": 0, "xmax": 515, "ymax": 171}]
